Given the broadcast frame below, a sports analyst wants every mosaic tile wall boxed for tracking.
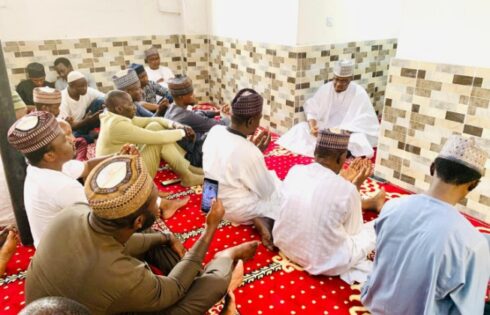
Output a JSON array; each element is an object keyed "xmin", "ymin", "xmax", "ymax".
[
  {"xmin": 375, "ymin": 58, "xmax": 490, "ymax": 223},
  {"xmin": 208, "ymin": 37, "xmax": 300, "ymax": 132},
  {"xmin": 207, "ymin": 36, "xmax": 397, "ymax": 133},
  {"xmin": 1, "ymin": 35, "xmax": 209, "ymax": 95},
  {"xmin": 2, "ymin": 35, "xmax": 396, "ymax": 134}
]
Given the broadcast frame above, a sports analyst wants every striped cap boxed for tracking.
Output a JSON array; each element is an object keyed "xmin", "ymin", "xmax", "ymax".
[
  {"xmin": 316, "ymin": 128, "xmax": 350, "ymax": 151},
  {"xmin": 85, "ymin": 155, "xmax": 155, "ymax": 219},
  {"xmin": 438, "ymin": 135, "xmax": 488, "ymax": 176},
  {"xmin": 7, "ymin": 111, "xmax": 62, "ymax": 154},
  {"xmin": 33, "ymin": 87, "xmax": 62, "ymax": 105},
  {"xmin": 231, "ymin": 88, "xmax": 263, "ymax": 117},
  {"xmin": 144, "ymin": 47, "xmax": 159, "ymax": 58},
  {"xmin": 112, "ymin": 69, "xmax": 140, "ymax": 90},
  {"xmin": 168, "ymin": 75, "xmax": 193, "ymax": 97}
]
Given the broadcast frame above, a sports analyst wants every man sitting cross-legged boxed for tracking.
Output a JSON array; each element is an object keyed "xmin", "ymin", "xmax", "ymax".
[
  {"xmin": 277, "ymin": 60, "xmax": 379, "ymax": 157},
  {"xmin": 25, "ymin": 154, "xmax": 259, "ymax": 315},
  {"xmin": 273, "ymin": 129, "xmax": 384, "ymax": 284},
  {"xmin": 164, "ymin": 75, "xmax": 231, "ymax": 167},
  {"xmin": 203, "ymin": 88, "xmax": 280, "ymax": 250},
  {"xmin": 97, "ymin": 90, "xmax": 204, "ymax": 186},
  {"xmin": 361, "ymin": 135, "xmax": 490, "ymax": 314}
]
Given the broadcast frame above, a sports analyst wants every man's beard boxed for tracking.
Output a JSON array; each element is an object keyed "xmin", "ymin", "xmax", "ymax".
[{"xmin": 137, "ymin": 211, "xmax": 157, "ymax": 232}]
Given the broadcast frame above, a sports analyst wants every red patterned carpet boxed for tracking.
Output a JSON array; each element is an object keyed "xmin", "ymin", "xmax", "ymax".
[{"xmin": 1, "ymin": 135, "xmax": 489, "ymax": 315}]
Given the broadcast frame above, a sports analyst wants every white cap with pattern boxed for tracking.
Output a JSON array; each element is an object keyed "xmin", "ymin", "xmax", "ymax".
[
  {"xmin": 333, "ymin": 60, "xmax": 354, "ymax": 77},
  {"xmin": 438, "ymin": 135, "xmax": 488, "ymax": 175}
]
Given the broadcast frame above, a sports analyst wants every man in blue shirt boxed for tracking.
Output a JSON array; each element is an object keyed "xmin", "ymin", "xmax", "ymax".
[
  {"xmin": 112, "ymin": 69, "xmax": 164, "ymax": 118},
  {"xmin": 362, "ymin": 136, "xmax": 490, "ymax": 314},
  {"xmin": 164, "ymin": 75, "xmax": 230, "ymax": 167}
]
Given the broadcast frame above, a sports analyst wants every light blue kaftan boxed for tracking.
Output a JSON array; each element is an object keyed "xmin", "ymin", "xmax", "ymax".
[{"xmin": 361, "ymin": 194, "xmax": 490, "ymax": 315}]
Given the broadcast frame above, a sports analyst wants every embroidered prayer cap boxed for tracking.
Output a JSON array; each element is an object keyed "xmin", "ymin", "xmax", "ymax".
[
  {"xmin": 316, "ymin": 128, "xmax": 351, "ymax": 151},
  {"xmin": 333, "ymin": 60, "xmax": 354, "ymax": 78},
  {"xmin": 144, "ymin": 47, "xmax": 159, "ymax": 58},
  {"xmin": 33, "ymin": 87, "xmax": 62, "ymax": 105},
  {"xmin": 7, "ymin": 111, "xmax": 62, "ymax": 154},
  {"xmin": 12, "ymin": 91, "xmax": 26, "ymax": 110},
  {"xmin": 231, "ymin": 88, "xmax": 263, "ymax": 117},
  {"xmin": 129, "ymin": 63, "xmax": 146, "ymax": 76},
  {"xmin": 112, "ymin": 69, "xmax": 140, "ymax": 90},
  {"xmin": 67, "ymin": 71, "xmax": 86, "ymax": 83},
  {"xmin": 167, "ymin": 75, "xmax": 194, "ymax": 97},
  {"xmin": 85, "ymin": 155, "xmax": 155, "ymax": 220},
  {"xmin": 26, "ymin": 62, "xmax": 46, "ymax": 78},
  {"xmin": 437, "ymin": 135, "xmax": 488, "ymax": 176}
]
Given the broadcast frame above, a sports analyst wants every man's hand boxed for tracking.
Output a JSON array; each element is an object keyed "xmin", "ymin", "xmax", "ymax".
[
  {"xmin": 65, "ymin": 116, "xmax": 75, "ymax": 127},
  {"xmin": 0, "ymin": 228, "xmax": 19, "ymax": 260},
  {"xmin": 220, "ymin": 104, "xmax": 231, "ymax": 116},
  {"xmin": 310, "ymin": 125, "xmax": 319, "ymax": 137},
  {"xmin": 158, "ymin": 98, "xmax": 170, "ymax": 106},
  {"xmin": 206, "ymin": 199, "xmax": 225, "ymax": 230},
  {"xmin": 84, "ymin": 109, "xmax": 103, "ymax": 124},
  {"xmin": 169, "ymin": 233, "xmax": 186, "ymax": 258},
  {"xmin": 353, "ymin": 159, "xmax": 373, "ymax": 188},
  {"xmin": 221, "ymin": 291, "xmax": 238, "ymax": 315},
  {"xmin": 183, "ymin": 126, "xmax": 196, "ymax": 142},
  {"xmin": 119, "ymin": 144, "xmax": 140, "ymax": 156},
  {"xmin": 308, "ymin": 119, "xmax": 319, "ymax": 137},
  {"xmin": 251, "ymin": 129, "xmax": 272, "ymax": 152}
]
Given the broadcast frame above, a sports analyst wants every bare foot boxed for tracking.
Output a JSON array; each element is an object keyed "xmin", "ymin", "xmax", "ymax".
[
  {"xmin": 0, "ymin": 230, "xmax": 19, "ymax": 275},
  {"xmin": 362, "ymin": 189, "xmax": 386, "ymax": 213},
  {"xmin": 374, "ymin": 189, "xmax": 386, "ymax": 213},
  {"xmin": 253, "ymin": 217, "xmax": 276, "ymax": 251},
  {"xmin": 227, "ymin": 260, "xmax": 244, "ymax": 292},
  {"xmin": 160, "ymin": 196, "xmax": 190, "ymax": 219},
  {"xmin": 216, "ymin": 241, "xmax": 259, "ymax": 262},
  {"xmin": 158, "ymin": 191, "xmax": 172, "ymax": 198}
]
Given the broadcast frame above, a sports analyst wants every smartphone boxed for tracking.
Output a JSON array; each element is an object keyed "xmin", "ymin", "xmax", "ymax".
[
  {"xmin": 161, "ymin": 178, "xmax": 181, "ymax": 186},
  {"xmin": 201, "ymin": 178, "xmax": 219, "ymax": 213}
]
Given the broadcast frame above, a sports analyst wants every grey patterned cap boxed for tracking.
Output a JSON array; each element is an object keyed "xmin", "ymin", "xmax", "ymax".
[
  {"xmin": 112, "ymin": 69, "xmax": 139, "ymax": 90},
  {"xmin": 438, "ymin": 135, "xmax": 488, "ymax": 175},
  {"xmin": 333, "ymin": 60, "xmax": 354, "ymax": 77}
]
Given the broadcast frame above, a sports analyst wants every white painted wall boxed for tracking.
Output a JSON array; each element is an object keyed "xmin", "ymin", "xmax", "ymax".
[
  {"xmin": 209, "ymin": 0, "xmax": 299, "ymax": 46},
  {"xmin": 297, "ymin": 0, "xmax": 402, "ymax": 46},
  {"xmin": 396, "ymin": 0, "xmax": 490, "ymax": 68},
  {"xmin": 0, "ymin": 0, "xmax": 188, "ymax": 41}
]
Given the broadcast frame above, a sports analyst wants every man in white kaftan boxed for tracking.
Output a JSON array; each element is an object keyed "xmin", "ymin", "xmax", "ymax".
[
  {"xmin": 203, "ymin": 88, "xmax": 281, "ymax": 250},
  {"xmin": 273, "ymin": 129, "xmax": 377, "ymax": 284},
  {"xmin": 277, "ymin": 60, "xmax": 379, "ymax": 157},
  {"xmin": 203, "ymin": 125, "xmax": 281, "ymax": 224}
]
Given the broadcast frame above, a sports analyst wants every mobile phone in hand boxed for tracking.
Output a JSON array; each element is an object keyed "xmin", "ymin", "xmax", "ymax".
[{"xmin": 201, "ymin": 178, "xmax": 219, "ymax": 213}]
